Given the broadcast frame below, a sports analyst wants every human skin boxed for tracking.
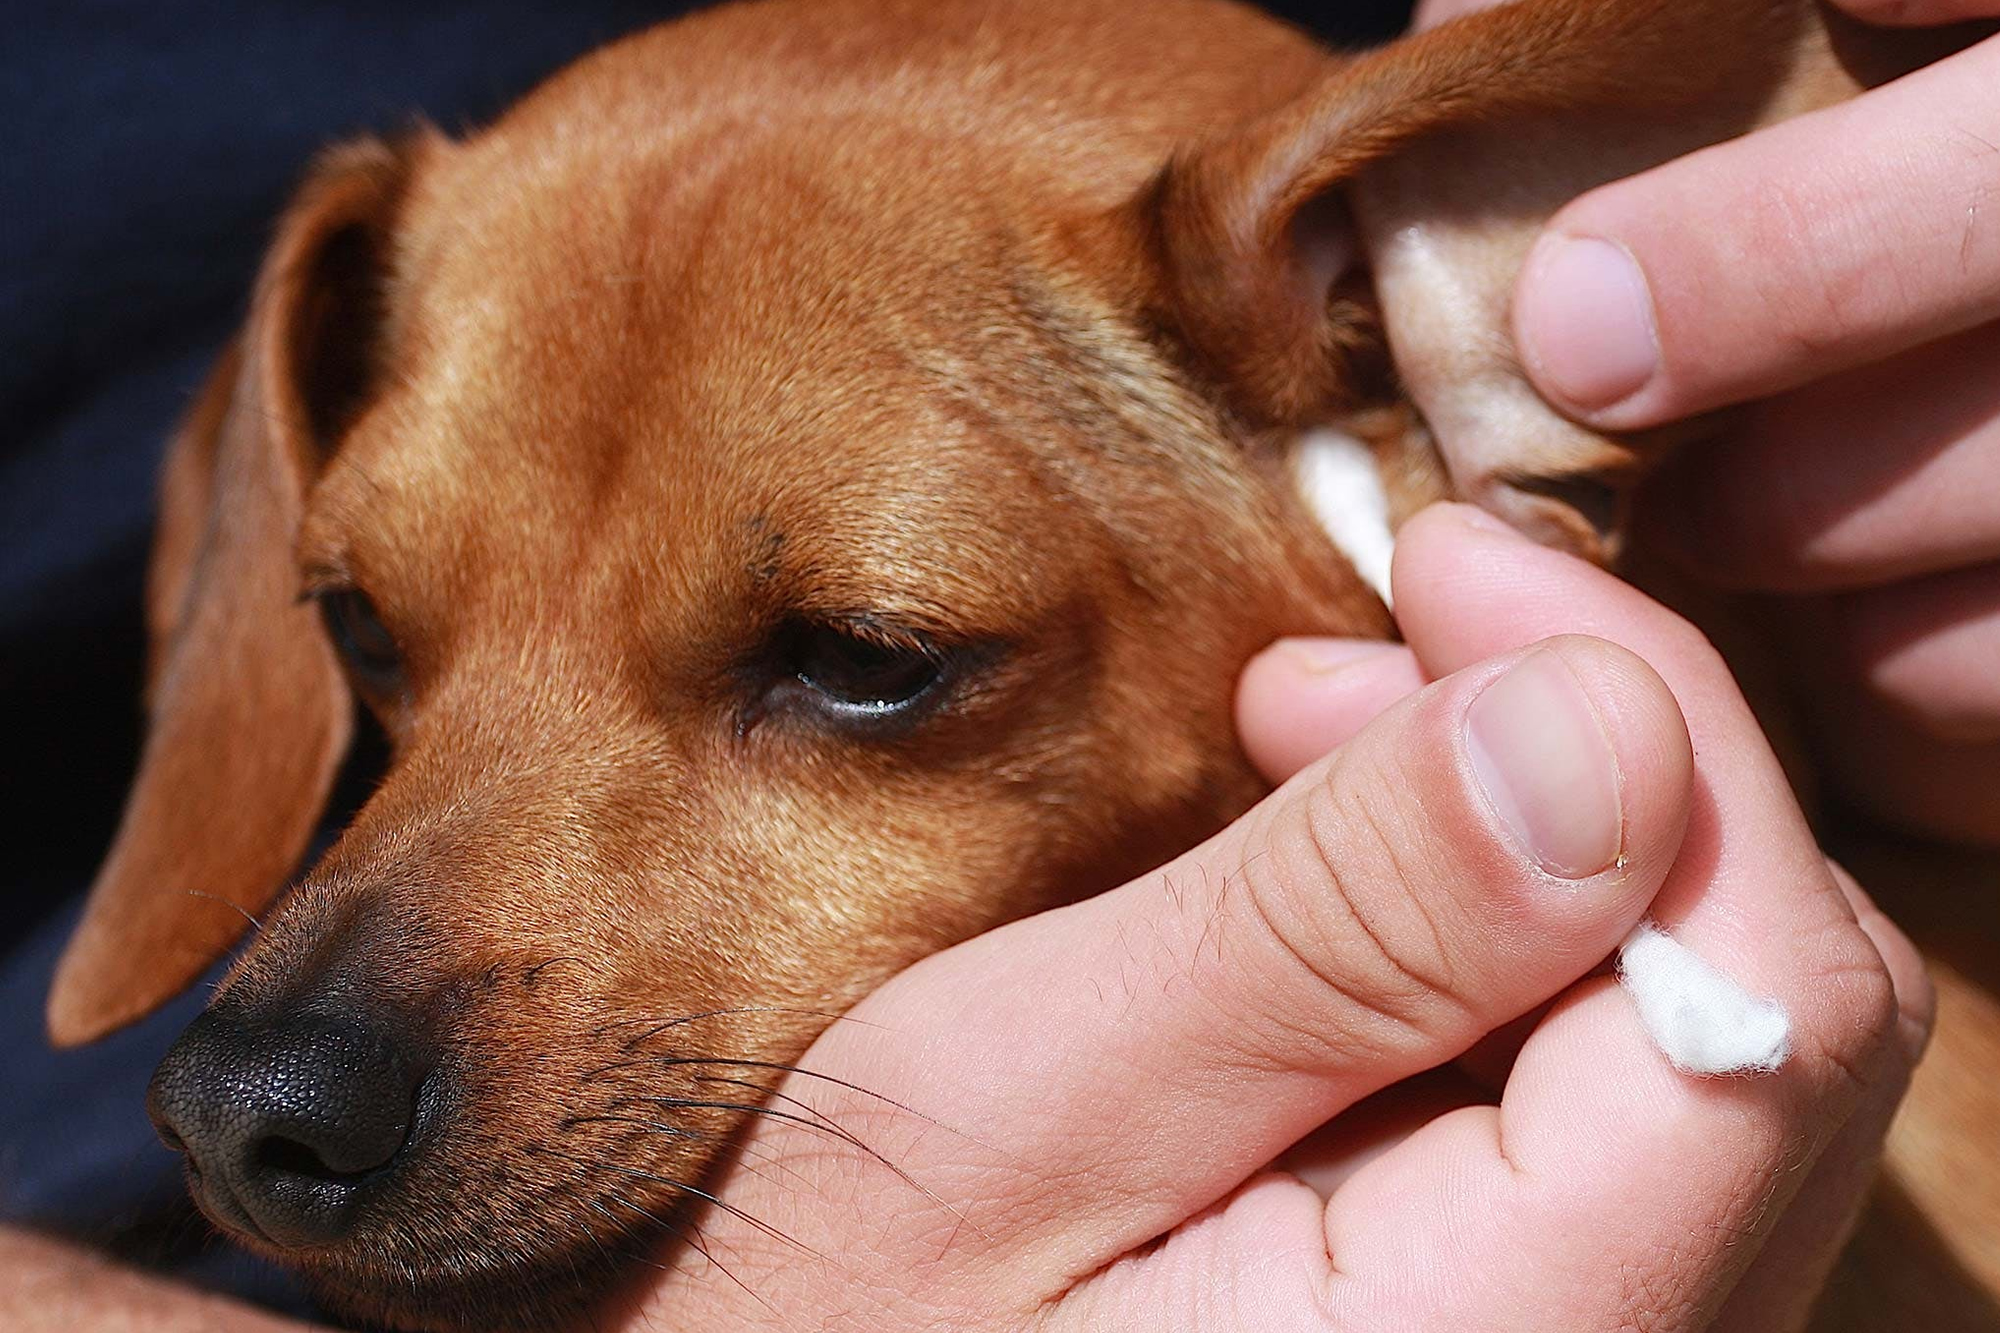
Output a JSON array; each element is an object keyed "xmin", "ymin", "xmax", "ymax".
[
  {"xmin": 620, "ymin": 505, "xmax": 1929, "ymax": 1332},
  {"xmin": 1420, "ymin": 0, "xmax": 2000, "ymax": 842}
]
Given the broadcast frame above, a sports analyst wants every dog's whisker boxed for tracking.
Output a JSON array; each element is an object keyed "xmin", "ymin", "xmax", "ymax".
[
  {"xmin": 560, "ymin": 1203, "xmax": 630, "ymax": 1333},
  {"xmin": 572, "ymin": 1199, "xmax": 686, "ymax": 1280},
  {"xmin": 579, "ymin": 1198, "xmax": 653, "ymax": 1268},
  {"xmin": 522, "ymin": 956, "xmax": 586, "ymax": 985},
  {"xmin": 692, "ymin": 1075, "xmax": 875, "ymax": 1146},
  {"xmin": 578, "ymin": 1200, "xmax": 715, "ymax": 1333},
  {"xmin": 593, "ymin": 1096, "xmax": 979, "ymax": 1239},
  {"xmin": 634, "ymin": 1055, "xmax": 958, "ymax": 1130},
  {"xmin": 693, "ymin": 1078, "xmax": 989, "ymax": 1241},
  {"xmin": 182, "ymin": 889, "xmax": 264, "ymax": 935},
  {"xmin": 568, "ymin": 1154, "xmax": 817, "ymax": 1259},
  {"xmin": 576, "ymin": 1160, "xmax": 776, "ymax": 1288},
  {"xmin": 550, "ymin": 1206, "xmax": 598, "ymax": 1333},
  {"xmin": 594, "ymin": 1004, "xmax": 886, "ymax": 1050},
  {"xmin": 562, "ymin": 1106, "xmax": 818, "ymax": 1197},
  {"xmin": 569, "ymin": 1104, "xmax": 874, "ymax": 1161},
  {"xmin": 726, "ymin": 1137, "xmax": 824, "ymax": 1195},
  {"xmin": 564, "ymin": 1201, "xmax": 618, "ymax": 1269},
  {"xmin": 597, "ymin": 1191, "xmax": 775, "ymax": 1312}
]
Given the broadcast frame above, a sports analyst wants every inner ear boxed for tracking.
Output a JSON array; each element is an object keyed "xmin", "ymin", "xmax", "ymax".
[
  {"xmin": 1138, "ymin": 117, "xmax": 1389, "ymax": 428},
  {"xmin": 292, "ymin": 219, "xmax": 395, "ymax": 451}
]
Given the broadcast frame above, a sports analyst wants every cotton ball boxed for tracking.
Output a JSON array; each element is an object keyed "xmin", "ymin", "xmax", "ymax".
[{"xmin": 1618, "ymin": 920, "xmax": 1790, "ymax": 1076}]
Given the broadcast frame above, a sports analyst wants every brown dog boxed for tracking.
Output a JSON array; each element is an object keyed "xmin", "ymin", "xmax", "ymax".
[{"xmin": 37, "ymin": 1, "xmax": 1993, "ymax": 1329}]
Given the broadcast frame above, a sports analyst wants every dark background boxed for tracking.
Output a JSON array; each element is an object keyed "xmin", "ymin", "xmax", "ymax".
[{"xmin": 1, "ymin": 1, "xmax": 1411, "ymax": 1320}]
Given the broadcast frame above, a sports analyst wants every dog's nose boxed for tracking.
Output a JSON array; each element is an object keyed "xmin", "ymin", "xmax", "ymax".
[{"xmin": 148, "ymin": 1007, "xmax": 429, "ymax": 1248}]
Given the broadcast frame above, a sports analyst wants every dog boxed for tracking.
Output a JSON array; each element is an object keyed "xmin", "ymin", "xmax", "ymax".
[{"xmin": 40, "ymin": 0, "xmax": 1992, "ymax": 1328}]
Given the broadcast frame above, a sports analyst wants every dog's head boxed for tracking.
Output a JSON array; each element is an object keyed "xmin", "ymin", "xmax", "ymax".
[{"xmin": 46, "ymin": 0, "xmax": 1923, "ymax": 1326}]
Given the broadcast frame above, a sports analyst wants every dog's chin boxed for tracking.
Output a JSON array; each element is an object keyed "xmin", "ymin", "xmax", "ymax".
[
  {"xmin": 198, "ymin": 1187, "xmax": 676, "ymax": 1333},
  {"xmin": 293, "ymin": 1234, "xmax": 652, "ymax": 1333}
]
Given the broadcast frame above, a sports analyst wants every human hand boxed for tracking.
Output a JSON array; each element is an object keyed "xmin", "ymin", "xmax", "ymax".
[
  {"xmin": 1484, "ymin": 0, "xmax": 2000, "ymax": 843},
  {"xmin": 614, "ymin": 505, "xmax": 1930, "ymax": 1333}
]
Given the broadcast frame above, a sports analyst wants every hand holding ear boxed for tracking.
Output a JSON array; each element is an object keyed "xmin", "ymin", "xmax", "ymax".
[
  {"xmin": 628, "ymin": 506, "xmax": 1929, "ymax": 1333},
  {"xmin": 1476, "ymin": 0, "xmax": 2000, "ymax": 843}
]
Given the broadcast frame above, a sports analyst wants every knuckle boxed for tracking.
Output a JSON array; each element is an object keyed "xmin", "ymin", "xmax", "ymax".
[
  {"xmin": 1794, "ymin": 918, "xmax": 1905, "ymax": 1102},
  {"xmin": 1750, "ymin": 187, "xmax": 1868, "ymax": 355},
  {"xmin": 1237, "ymin": 753, "xmax": 1470, "ymax": 1050}
]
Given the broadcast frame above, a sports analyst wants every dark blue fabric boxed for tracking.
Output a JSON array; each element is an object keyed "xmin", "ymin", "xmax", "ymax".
[{"xmin": 1, "ymin": 1, "xmax": 1411, "ymax": 1320}]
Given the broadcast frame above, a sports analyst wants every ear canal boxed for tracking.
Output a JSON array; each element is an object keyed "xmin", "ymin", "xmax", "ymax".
[{"xmin": 47, "ymin": 135, "xmax": 423, "ymax": 1046}]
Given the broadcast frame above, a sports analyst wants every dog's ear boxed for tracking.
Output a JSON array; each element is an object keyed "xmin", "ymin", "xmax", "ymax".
[
  {"xmin": 48, "ymin": 135, "xmax": 425, "ymax": 1045},
  {"xmin": 1135, "ymin": 0, "xmax": 1825, "ymax": 557}
]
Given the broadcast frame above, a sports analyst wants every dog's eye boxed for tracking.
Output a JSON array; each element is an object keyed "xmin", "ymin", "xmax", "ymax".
[
  {"xmin": 792, "ymin": 623, "xmax": 943, "ymax": 718},
  {"xmin": 318, "ymin": 589, "xmax": 404, "ymax": 694}
]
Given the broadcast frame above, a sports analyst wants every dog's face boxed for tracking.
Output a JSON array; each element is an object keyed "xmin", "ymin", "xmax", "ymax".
[
  {"xmin": 49, "ymin": 0, "xmax": 1917, "ymax": 1327},
  {"xmin": 54, "ymin": 7, "xmax": 1409, "ymax": 1324}
]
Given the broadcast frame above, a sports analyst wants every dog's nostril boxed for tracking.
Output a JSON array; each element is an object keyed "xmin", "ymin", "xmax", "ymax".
[{"xmin": 254, "ymin": 1133, "xmax": 380, "ymax": 1186}]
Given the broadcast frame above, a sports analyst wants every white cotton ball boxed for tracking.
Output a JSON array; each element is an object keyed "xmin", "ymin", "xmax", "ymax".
[
  {"xmin": 1617, "ymin": 920, "xmax": 1791, "ymax": 1076},
  {"xmin": 1294, "ymin": 428, "xmax": 1397, "ymax": 608}
]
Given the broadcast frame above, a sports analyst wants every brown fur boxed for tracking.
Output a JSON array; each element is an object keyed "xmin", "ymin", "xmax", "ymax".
[{"xmin": 44, "ymin": 1, "xmax": 1998, "ymax": 1328}]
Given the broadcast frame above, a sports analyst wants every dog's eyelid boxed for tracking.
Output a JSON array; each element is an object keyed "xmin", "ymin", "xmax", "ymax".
[
  {"xmin": 297, "ymin": 558, "xmax": 356, "ymax": 603},
  {"xmin": 818, "ymin": 613, "xmax": 943, "ymax": 657}
]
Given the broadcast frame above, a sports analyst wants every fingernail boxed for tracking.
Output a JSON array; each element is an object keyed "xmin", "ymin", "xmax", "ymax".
[
  {"xmin": 1277, "ymin": 638, "xmax": 1405, "ymax": 676},
  {"xmin": 1465, "ymin": 650, "xmax": 1623, "ymax": 879},
  {"xmin": 1518, "ymin": 235, "xmax": 1659, "ymax": 412}
]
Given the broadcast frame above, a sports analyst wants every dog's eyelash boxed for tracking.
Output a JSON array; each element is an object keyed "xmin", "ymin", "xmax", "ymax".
[{"xmin": 296, "ymin": 567, "xmax": 354, "ymax": 604}]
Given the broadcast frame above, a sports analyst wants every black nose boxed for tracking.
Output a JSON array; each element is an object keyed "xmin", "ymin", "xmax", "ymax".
[{"xmin": 148, "ymin": 1007, "xmax": 428, "ymax": 1248}]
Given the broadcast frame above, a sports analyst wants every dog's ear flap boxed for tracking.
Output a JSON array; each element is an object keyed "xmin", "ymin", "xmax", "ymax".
[
  {"xmin": 1134, "ymin": 0, "xmax": 1811, "ymax": 555},
  {"xmin": 48, "ymin": 135, "xmax": 424, "ymax": 1046}
]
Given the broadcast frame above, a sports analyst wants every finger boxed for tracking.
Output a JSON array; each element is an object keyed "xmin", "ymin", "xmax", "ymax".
[
  {"xmin": 1836, "ymin": 0, "xmax": 2000, "ymax": 24},
  {"xmin": 1269, "ymin": 1010, "xmax": 1542, "ymax": 1197},
  {"xmin": 1513, "ymin": 36, "xmax": 2000, "ymax": 428},
  {"xmin": 1710, "ymin": 864, "xmax": 1934, "ymax": 1333},
  {"xmin": 1833, "ymin": 561, "xmax": 2000, "ymax": 741},
  {"xmin": 1638, "ymin": 320, "xmax": 2000, "ymax": 592},
  {"xmin": 1235, "ymin": 639, "xmax": 1427, "ymax": 782},
  {"xmin": 1314, "ymin": 506, "xmax": 1906, "ymax": 1330}
]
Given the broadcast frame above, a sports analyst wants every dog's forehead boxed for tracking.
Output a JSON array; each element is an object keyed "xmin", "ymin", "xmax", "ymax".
[
  {"xmin": 310, "ymin": 164, "xmax": 1104, "ymax": 660},
  {"xmin": 332, "ymin": 125, "xmax": 1197, "ymax": 557},
  {"xmin": 389, "ymin": 126, "xmax": 1026, "ymax": 442}
]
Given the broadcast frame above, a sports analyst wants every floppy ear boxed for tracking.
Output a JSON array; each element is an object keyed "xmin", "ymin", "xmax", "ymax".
[
  {"xmin": 48, "ymin": 136, "xmax": 423, "ymax": 1046},
  {"xmin": 1137, "ymin": 0, "xmax": 1867, "ymax": 558}
]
